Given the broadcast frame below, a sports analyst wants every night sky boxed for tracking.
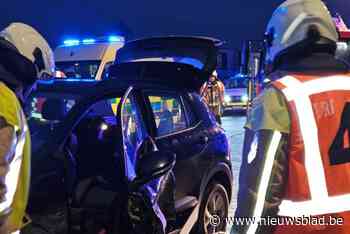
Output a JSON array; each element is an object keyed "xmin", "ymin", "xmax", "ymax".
[{"xmin": 1, "ymin": 0, "xmax": 349, "ymax": 49}]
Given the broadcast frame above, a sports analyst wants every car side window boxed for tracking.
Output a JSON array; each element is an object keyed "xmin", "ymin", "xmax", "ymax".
[
  {"xmin": 147, "ymin": 94, "xmax": 187, "ymax": 137},
  {"xmin": 122, "ymin": 96, "xmax": 147, "ymax": 156}
]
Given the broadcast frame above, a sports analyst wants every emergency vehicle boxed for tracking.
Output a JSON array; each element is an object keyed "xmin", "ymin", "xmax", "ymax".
[
  {"xmin": 223, "ymin": 73, "xmax": 249, "ymax": 112},
  {"xmin": 223, "ymin": 40, "xmax": 265, "ymax": 113},
  {"xmin": 54, "ymin": 36, "xmax": 125, "ymax": 80}
]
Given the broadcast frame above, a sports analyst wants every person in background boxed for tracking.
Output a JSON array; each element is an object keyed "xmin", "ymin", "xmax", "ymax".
[
  {"xmin": 200, "ymin": 70, "xmax": 225, "ymax": 124},
  {"xmin": 232, "ymin": 0, "xmax": 350, "ymax": 233},
  {"xmin": 158, "ymin": 101, "xmax": 174, "ymax": 136},
  {"xmin": 0, "ymin": 23, "xmax": 54, "ymax": 234}
]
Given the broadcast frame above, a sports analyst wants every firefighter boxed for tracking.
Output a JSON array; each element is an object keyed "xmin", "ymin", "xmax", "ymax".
[
  {"xmin": 232, "ymin": 0, "xmax": 350, "ymax": 233},
  {"xmin": 0, "ymin": 23, "xmax": 54, "ymax": 233},
  {"xmin": 200, "ymin": 70, "xmax": 225, "ymax": 124}
]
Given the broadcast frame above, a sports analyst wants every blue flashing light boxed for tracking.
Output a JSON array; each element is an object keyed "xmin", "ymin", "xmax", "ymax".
[
  {"xmin": 37, "ymin": 79, "xmax": 54, "ymax": 84},
  {"xmin": 82, "ymin": 38, "xmax": 96, "ymax": 44},
  {"xmin": 62, "ymin": 35, "xmax": 124, "ymax": 46},
  {"xmin": 108, "ymin": 35, "xmax": 124, "ymax": 42},
  {"xmin": 63, "ymin": 78, "xmax": 97, "ymax": 82},
  {"xmin": 63, "ymin": 39, "xmax": 80, "ymax": 46}
]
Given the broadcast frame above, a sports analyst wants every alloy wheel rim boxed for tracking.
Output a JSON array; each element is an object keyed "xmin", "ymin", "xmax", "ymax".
[{"xmin": 203, "ymin": 186, "xmax": 228, "ymax": 234}]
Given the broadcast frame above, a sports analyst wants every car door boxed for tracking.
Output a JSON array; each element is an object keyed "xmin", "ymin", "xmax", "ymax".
[
  {"xmin": 144, "ymin": 91, "xmax": 211, "ymax": 201},
  {"xmin": 117, "ymin": 87, "xmax": 175, "ymax": 234},
  {"xmin": 114, "ymin": 36, "xmax": 222, "ymax": 91}
]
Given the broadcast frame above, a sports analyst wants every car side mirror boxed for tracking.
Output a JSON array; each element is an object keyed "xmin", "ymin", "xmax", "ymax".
[{"xmin": 130, "ymin": 150, "xmax": 176, "ymax": 190}]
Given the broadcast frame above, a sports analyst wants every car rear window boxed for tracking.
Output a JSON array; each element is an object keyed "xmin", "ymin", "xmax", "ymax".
[
  {"xmin": 26, "ymin": 92, "xmax": 81, "ymax": 122},
  {"xmin": 55, "ymin": 60, "xmax": 101, "ymax": 79}
]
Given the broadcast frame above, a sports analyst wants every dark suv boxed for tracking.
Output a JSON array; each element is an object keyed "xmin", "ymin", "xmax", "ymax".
[{"xmin": 24, "ymin": 37, "xmax": 233, "ymax": 234}]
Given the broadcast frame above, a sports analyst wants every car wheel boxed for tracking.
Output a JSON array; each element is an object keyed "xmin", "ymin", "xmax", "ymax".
[{"xmin": 198, "ymin": 182, "xmax": 229, "ymax": 234}]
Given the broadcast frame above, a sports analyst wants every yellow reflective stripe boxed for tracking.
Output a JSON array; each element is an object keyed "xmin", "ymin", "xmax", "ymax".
[
  {"xmin": 279, "ymin": 76, "xmax": 328, "ymax": 200},
  {"xmin": 276, "ymin": 75, "xmax": 350, "ymax": 217},
  {"xmin": 0, "ymin": 117, "xmax": 26, "ymax": 213},
  {"xmin": 247, "ymin": 131, "xmax": 282, "ymax": 234}
]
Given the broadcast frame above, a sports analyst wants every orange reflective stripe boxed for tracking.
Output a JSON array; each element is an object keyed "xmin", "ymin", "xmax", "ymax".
[{"xmin": 278, "ymin": 76, "xmax": 328, "ymax": 200}]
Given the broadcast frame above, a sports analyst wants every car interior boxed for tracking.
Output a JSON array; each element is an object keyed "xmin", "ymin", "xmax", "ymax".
[
  {"xmin": 67, "ymin": 99, "xmax": 125, "ymax": 233},
  {"xmin": 29, "ymin": 97, "xmax": 126, "ymax": 233},
  {"xmin": 27, "ymin": 94, "xmax": 199, "ymax": 234}
]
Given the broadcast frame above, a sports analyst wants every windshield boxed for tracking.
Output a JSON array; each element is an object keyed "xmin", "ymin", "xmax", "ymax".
[
  {"xmin": 55, "ymin": 60, "xmax": 101, "ymax": 79},
  {"xmin": 226, "ymin": 78, "xmax": 248, "ymax": 89}
]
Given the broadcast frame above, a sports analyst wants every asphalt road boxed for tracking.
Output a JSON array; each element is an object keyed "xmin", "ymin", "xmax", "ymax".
[{"xmin": 221, "ymin": 115, "xmax": 246, "ymax": 233}]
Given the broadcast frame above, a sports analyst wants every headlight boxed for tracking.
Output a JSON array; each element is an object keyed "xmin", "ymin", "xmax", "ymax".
[
  {"xmin": 100, "ymin": 123, "xmax": 108, "ymax": 131},
  {"xmin": 241, "ymin": 94, "xmax": 249, "ymax": 102},
  {"xmin": 224, "ymin": 95, "xmax": 231, "ymax": 102}
]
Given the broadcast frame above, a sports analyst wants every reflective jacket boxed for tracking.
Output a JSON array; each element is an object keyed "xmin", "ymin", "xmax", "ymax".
[
  {"xmin": 272, "ymin": 74, "xmax": 350, "ymax": 233},
  {"xmin": 0, "ymin": 82, "xmax": 30, "ymax": 232},
  {"xmin": 233, "ymin": 54, "xmax": 350, "ymax": 234},
  {"xmin": 200, "ymin": 80, "xmax": 225, "ymax": 116}
]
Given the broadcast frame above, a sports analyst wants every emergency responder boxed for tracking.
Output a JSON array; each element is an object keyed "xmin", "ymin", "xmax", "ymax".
[
  {"xmin": 158, "ymin": 101, "xmax": 174, "ymax": 136},
  {"xmin": 200, "ymin": 70, "xmax": 225, "ymax": 124},
  {"xmin": 0, "ymin": 23, "xmax": 54, "ymax": 233},
  {"xmin": 232, "ymin": 0, "xmax": 350, "ymax": 233}
]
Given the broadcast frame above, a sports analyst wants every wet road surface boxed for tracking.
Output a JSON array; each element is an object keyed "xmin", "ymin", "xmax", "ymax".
[{"xmin": 221, "ymin": 115, "xmax": 246, "ymax": 233}]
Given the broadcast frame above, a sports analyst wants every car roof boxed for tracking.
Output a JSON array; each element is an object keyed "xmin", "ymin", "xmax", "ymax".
[
  {"xmin": 36, "ymin": 62, "xmax": 198, "ymax": 96},
  {"xmin": 125, "ymin": 36, "xmax": 222, "ymax": 46},
  {"xmin": 35, "ymin": 79, "xmax": 101, "ymax": 95}
]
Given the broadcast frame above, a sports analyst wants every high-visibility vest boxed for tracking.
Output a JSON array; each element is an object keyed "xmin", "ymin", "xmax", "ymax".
[
  {"xmin": 0, "ymin": 82, "xmax": 30, "ymax": 232},
  {"xmin": 272, "ymin": 74, "xmax": 350, "ymax": 233}
]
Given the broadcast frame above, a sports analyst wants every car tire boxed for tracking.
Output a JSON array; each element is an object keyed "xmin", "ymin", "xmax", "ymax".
[{"xmin": 197, "ymin": 181, "xmax": 229, "ymax": 234}]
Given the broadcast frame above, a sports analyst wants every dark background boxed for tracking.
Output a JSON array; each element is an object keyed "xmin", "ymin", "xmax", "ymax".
[{"xmin": 0, "ymin": 0, "xmax": 349, "ymax": 49}]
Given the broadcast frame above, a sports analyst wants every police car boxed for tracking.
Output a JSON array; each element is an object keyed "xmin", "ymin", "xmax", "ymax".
[
  {"xmin": 54, "ymin": 36, "xmax": 125, "ymax": 80},
  {"xmin": 24, "ymin": 37, "xmax": 233, "ymax": 234}
]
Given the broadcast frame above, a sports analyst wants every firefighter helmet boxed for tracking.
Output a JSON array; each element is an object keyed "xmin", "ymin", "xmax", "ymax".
[
  {"xmin": 265, "ymin": 0, "xmax": 338, "ymax": 64},
  {"xmin": 0, "ymin": 22, "xmax": 55, "ymax": 79}
]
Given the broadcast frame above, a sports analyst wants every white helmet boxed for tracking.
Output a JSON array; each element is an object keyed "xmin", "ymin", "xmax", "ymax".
[
  {"xmin": 265, "ymin": 0, "xmax": 338, "ymax": 64},
  {"xmin": 212, "ymin": 70, "xmax": 218, "ymax": 77},
  {"xmin": 0, "ymin": 23, "xmax": 54, "ymax": 78}
]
